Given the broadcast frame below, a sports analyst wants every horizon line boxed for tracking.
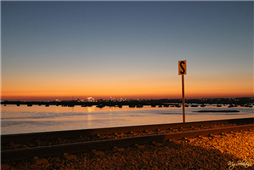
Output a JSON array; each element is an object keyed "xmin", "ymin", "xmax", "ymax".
[{"xmin": 1, "ymin": 96, "xmax": 253, "ymax": 102}]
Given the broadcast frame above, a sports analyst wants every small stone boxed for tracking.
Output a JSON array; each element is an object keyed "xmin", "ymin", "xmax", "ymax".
[
  {"xmin": 55, "ymin": 157, "xmax": 61, "ymax": 162},
  {"xmin": 234, "ymin": 132, "xmax": 241, "ymax": 135},
  {"xmin": 116, "ymin": 148, "xmax": 125, "ymax": 152},
  {"xmin": 188, "ymin": 138, "xmax": 195, "ymax": 142},
  {"xmin": 155, "ymin": 143, "xmax": 163, "ymax": 146},
  {"xmin": 54, "ymin": 163, "xmax": 61, "ymax": 168},
  {"xmin": 201, "ymin": 137, "xmax": 209, "ymax": 140},
  {"xmin": 35, "ymin": 158, "xmax": 49, "ymax": 165},
  {"xmin": 93, "ymin": 151, "xmax": 105, "ymax": 156},
  {"xmin": 23, "ymin": 145, "xmax": 28, "ymax": 148},
  {"xmin": 137, "ymin": 145, "xmax": 146, "ymax": 149},
  {"xmin": 64, "ymin": 154, "xmax": 77, "ymax": 160},
  {"xmin": 12, "ymin": 144, "xmax": 21, "ymax": 148},
  {"xmin": 208, "ymin": 134, "xmax": 215, "ymax": 137}
]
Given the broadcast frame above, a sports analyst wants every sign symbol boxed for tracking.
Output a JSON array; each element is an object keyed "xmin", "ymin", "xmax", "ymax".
[
  {"xmin": 180, "ymin": 61, "xmax": 185, "ymax": 74},
  {"xmin": 178, "ymin": 60, "xmax": 186, "ymax": 75}
]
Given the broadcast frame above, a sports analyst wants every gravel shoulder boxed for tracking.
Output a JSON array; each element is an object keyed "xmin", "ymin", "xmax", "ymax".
[
  {"xmin": 1, "ymin": 123, "xmax": 243, "ymax": 150},
  {"xmin": 3, "ymin": 129, "xmax": 254, "ymax": 170}
]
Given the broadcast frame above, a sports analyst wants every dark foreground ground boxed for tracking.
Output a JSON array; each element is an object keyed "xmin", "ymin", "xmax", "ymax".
[{"xmin": 2, "ymin": 130, "xmax": 254, "ymax": 170}]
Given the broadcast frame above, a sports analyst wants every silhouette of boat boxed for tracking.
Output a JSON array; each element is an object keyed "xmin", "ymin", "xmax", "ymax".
[
  {"xmin": 129, "ymin": 104, "xmax": 135, "ymax": 108},
  {"xmin": 244, "ymin": 104, "xmax": 253, "ymax": 108},
  {"xmin": 228, "ymin": 104, "xmax": 234, "ymax": 108},
  {"xmin": 194, "ymin": 110, "xmax": 239, "ymax": 113},
  {"xmin": 175, "ymin": 104, "xmax": 181, "ymax": 108},
  {"xmin": 96, "ymin": 104, "xmax": 105, "ymax": 108},
  {"xmin": 136, "ymin": 104, "xmax": 143, "ymax": 108},
  {"xmin": 107, "ymin": 104, "xmax": 115, "ymax": 107},
  {"xmin": 87, "ymin": 104, "xmax": 93, "ymax": 107}
]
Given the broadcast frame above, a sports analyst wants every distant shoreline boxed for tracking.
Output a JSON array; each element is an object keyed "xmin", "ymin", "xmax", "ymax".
[
  {"xmin": 193, "ymin": 110, "xmax": 240, "ymax": 113},
  {"xmin": 1, "ymin": 97, "xmax": 253, "ymax": 108}
]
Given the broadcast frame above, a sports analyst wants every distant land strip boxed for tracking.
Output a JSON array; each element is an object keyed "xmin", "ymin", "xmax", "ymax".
[
  {"xmin": 193, "ymin": 110, "xmax": 240, "ymax": 112},
  {"xmin": 1, "ymin": 97, "xmax": 253, "ymax": 108}
]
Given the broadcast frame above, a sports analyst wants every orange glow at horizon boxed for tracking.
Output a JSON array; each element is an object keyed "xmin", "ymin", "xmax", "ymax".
[
  {"xmin": 1, "ymin": 85, "xmax": 253, "ymax": 101},
  {"xmin": 1, "ymin": 71, "xmax": 253, "ymax": 101}
]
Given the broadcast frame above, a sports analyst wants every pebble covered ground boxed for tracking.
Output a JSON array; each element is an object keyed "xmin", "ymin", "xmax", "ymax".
[
  {"xmin": 2, "ymin": 129, "xmax": 254, "ymax": 170},
  {"xmin": 1, "ymin": 123, "xmax": 245, "ymax": 151}
]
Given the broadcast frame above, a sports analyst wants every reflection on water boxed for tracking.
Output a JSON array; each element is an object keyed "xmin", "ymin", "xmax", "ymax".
[{"xmin": 1, "ymin": 105, "xmax": 253, "ymax": 135}]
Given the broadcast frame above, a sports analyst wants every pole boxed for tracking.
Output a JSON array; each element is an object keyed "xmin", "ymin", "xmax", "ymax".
[{"xmin": 182, "ymin": 74, "xmax": 185, "ymax": 123}]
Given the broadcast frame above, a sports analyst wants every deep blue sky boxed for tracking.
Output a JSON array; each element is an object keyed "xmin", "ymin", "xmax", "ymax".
[{"xmin": 1, "ymin": 1, "xmax": 253, "ymax": 100}]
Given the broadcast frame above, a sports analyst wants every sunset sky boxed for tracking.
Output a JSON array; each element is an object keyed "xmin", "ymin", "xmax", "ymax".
[{"xmin": 1, "ymin": 1, "xmax": 253, "ymax": 101}]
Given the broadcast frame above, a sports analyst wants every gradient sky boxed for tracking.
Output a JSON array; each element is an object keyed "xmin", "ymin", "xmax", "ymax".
[{"xmin": 1, "ymin": 1, "xmax": 253, "ymax": 100}]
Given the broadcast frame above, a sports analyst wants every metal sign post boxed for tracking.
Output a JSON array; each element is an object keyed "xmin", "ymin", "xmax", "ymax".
[{"xmin": 178, "ymin": 60, "xmax": 186, "ymax": 123}]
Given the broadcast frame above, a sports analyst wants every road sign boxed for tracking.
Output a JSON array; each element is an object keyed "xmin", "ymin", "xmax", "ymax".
[
  {"xmin": 178, "ymin": 60, "xmax": 186, "ymax": 75},
  {"xmin": 178, "ymin": 60, "xmax": 186, "ymax": 123}
]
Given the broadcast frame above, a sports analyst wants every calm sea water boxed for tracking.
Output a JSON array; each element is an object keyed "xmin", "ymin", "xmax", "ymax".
[{"xmin": 1, "ymin": 105, "xmax": 253, "ymax": 135}]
